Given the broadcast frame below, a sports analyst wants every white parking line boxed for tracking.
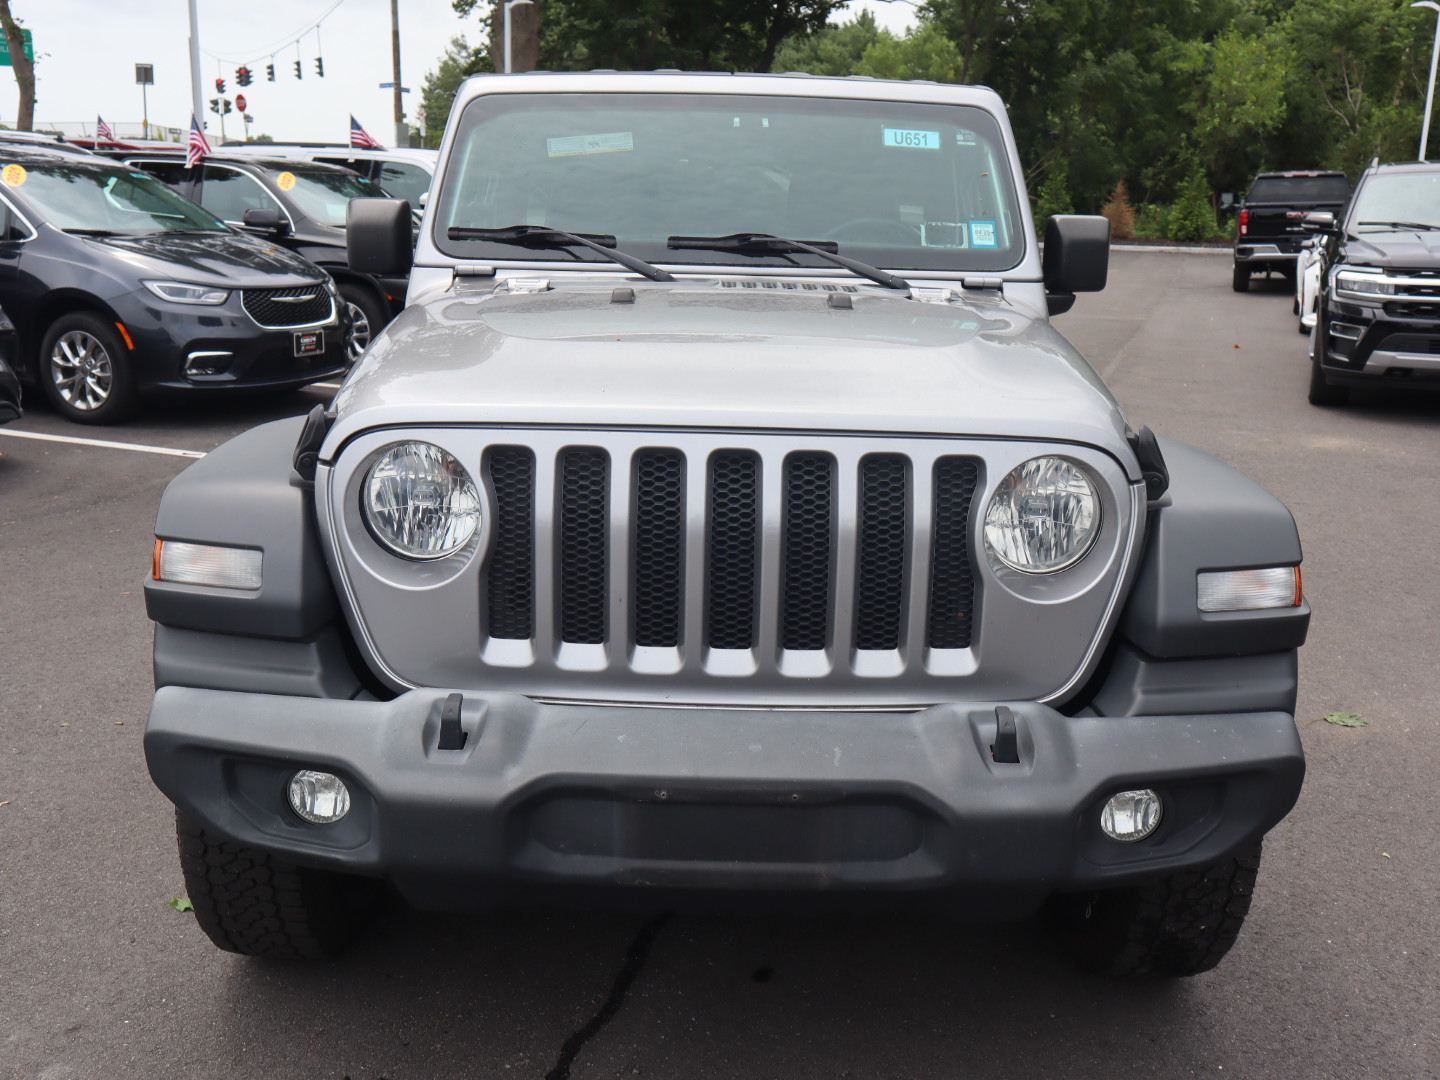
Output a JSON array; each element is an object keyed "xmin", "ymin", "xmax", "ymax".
[{"xmin": 0, "ymin": 429, "xmax": 207, "ymax": 459}]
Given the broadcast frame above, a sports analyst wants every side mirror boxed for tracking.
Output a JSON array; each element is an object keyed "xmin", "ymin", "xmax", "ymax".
[
  {"xmin": 1043, "ymin": 215, "xmax": 1110, "ymax": 316},
  {"xmin": 418, "ymin": 190, "xmax": 429, "ymax": 208},
  {"xmin": 348, "ymin": 197, "xmax": 414, "ymax": 275},
  {"xmin": 1219, "ymin": 192, "xmax": 1235, "ymax": 211},
  {"xmin": 1302, "ymin": 211, "xmax": 1336, "ymax": 232},
  {"xmin": 243, "ymin": 207, "xmax": 289, "ymax": 236}
]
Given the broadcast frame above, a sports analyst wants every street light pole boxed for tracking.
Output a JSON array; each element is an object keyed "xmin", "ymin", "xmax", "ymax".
[
  {"xmin": 503, "ymin": 0, "xmax": 535, "ymax": 74},
  {"xmin": 1414, "ymin": 2, "xmax": 1440, "ymax": 160}
]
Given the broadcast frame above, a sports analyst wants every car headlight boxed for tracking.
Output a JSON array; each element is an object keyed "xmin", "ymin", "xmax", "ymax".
[
  {"xmin": 142, "ymin": 279, "xmax": 230, "ymax": 305},
  {"xmin": 362, "ymin": 441, "xmax": 480, "ymax": 560},
  {"xmin": 1333, "ymin": 267, "xmax": 1395, "ymax": 298},
  {"xmin": 983, "ymin": 456, "xmax": 1100, "ymax": 574}
]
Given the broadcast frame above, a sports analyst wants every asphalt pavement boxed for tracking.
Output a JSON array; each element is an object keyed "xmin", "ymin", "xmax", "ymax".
[{"xmin": 1, "ymin": 252, "xmax": 1437, "ymax": 1079}]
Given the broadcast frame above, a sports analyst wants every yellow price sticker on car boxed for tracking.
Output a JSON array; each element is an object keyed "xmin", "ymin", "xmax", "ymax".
[
  {"xmin": 277, "ymin": 171, "xmax": 297, "ymax": 191},
  {"xmin": 2, "ymin": 164, "xmax": 26, "ymax": 187}
]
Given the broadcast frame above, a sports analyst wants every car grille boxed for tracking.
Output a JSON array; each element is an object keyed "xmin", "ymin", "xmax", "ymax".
[{"xmin": 242, "ymin": 286, "xmax": 334, "ymax": 328}]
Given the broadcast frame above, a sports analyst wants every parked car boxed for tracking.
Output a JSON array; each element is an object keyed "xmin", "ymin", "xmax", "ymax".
[
  {"xmin": 0, "ymin": 143, "xmax": 348, "ymax": 423},
  {"xmin": 120, "ymin": 154, "xmax": 407, "ymax": 359},
  {"xmin": 145, "ymin": 72, "xmax": 1309, "ymax": 977},
  {"xmin": 217, "ymin": 144, "xmax": 437, "ymax": 209},
  {"xmin": 1307, "ymin": 160, "xmax": 1440, "ymax": 404},
  {"xmin": 1233, "ymin": 170, "xmax": 1350, "ymax": 292},
  {"xmin": 0, "ymin": 305, "xmax": 20, "ymax": 424},
  {"xmin": 1294, "ymin": 237, "xmax": 1322, "ymax": 334}
]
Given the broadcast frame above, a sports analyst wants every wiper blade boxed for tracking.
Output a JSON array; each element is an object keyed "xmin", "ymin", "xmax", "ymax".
[
  {"xmin": 63, "ymin": 228, "xmax": 123, "ymax": 237},
  {"xmin": 1355, "ymin": 220, "xmax": 1440, "ymax": 231},
  {"xmin": 447, "ymin": 224, "xmax": 674, "ymax": 282},
  {"xmin": 667, "ymin": 232, "xmax": 911, "ymax": 294}
]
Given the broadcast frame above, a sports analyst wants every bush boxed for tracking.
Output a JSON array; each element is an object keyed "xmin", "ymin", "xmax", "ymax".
[
  {"xmin": 1100, "ymin": 180, "xmax": 1136, "ymax": 240},
  {"xmin": 1168, "ymin": 163, "xmax": 1221, "ymax": 242},
  {"xmin": 1133, "ymin": 203, "xmax": 1170, "ymax": 240},
  {"xmin": 1032, "ymin": 159, "xmax": 1074, "ymax": 235}
]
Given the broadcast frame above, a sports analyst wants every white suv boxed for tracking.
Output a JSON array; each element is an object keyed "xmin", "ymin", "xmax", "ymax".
[{"xmin": 217, "ymin": 144, "xmax": 435, "ymax": 207}]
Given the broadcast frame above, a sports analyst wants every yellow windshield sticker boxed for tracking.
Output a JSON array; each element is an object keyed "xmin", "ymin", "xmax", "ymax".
[
  {"xmin": 2, "ymin": 164, "xmax": 26, "ymax": 187},
  {"xmin": 277, "ymin": 171, "xmax": 297, "ymax": 191},
  {"xmin": 546, "ymin": 131, "xmax": 634, "ymax": 157}
]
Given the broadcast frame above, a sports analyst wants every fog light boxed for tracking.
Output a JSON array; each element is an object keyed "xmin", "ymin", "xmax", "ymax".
[
  {"xmin": 1100, "ymin": 789, "xmax": 1162, "ymax": 842},
  {"xmin": 287, "ymin": 770, "xmax": 351, "ymax": 824}
]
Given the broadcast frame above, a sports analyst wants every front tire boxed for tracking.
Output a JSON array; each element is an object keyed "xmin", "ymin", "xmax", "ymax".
[
  {"xmin": 1045, "ymin": 840, "xmax": 1263, "ymax": 978},
  {"xmin": 175, "ymin": 810, "xmax": 379, "ymax": 958},
  {"xmin": 1308, "ymin": 314, "xmax": 1349, "ymax": 405},
  {"xmin": 39, "ymin": 312, "xmax": 139, "ymax": 424},
  {"xmin": 338, "ymin": 283, "xmax": 388, "ymax": 363},
  {"xmin": 1232, "ymin": 263, "xmax": 1250, "ymax": 292}
]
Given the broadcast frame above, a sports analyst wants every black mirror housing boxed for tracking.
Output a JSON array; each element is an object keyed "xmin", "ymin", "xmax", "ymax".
[
  {"xmin": 1043, "ymin": 215, "xmax": 1110, "ymax": 314},
  {"xmin": 348, "ymin": 198, "xmax": 414, "ymax": 276},
  {"xmin": 242, "ymin": 207, "xmax": 288, "ymax": 235}
]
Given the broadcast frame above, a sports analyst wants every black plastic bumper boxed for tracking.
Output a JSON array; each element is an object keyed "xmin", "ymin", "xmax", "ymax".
[{"xmin": 145, "ymin": 687, "xmax": 1304, "ymax": 915}]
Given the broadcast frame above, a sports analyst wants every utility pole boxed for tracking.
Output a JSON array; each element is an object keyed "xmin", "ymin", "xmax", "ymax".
[
  {"xmin": 187, "ymin": 0, "xmax": 204, "ymax": 133},
  {"xmin": 390, "ymin": 0, "xmax": 406, "ymax": 147}
]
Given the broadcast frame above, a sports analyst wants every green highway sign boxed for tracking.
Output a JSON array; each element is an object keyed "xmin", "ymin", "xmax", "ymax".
[{"xmin": 0, "ymin": 29, "xmax": 34, "ymax": 67}]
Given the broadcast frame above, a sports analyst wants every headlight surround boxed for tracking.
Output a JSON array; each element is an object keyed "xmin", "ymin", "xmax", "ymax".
[
  {"xmin": 1333, "ymin": 267, "xmax": 1395, "ymax": 299},
  {"xmin": 983, "ymin": 456, "xmax": 1101, "ymax": 574},
  {"xmin": 142, "ymin": 279, "xmax": 231, "ymax": 305},
  {"xmin": 361, "ymin": 441, "xmax": 480, "ymax": 560}
]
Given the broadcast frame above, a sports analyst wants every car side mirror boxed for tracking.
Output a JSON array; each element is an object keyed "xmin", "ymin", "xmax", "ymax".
[
  {"xmin": 243, "ymin": 207, "xmax": 290, "ymax": 236},
  {"xmin": 1043, "ymin": 214, "xmax": 1110, "ymax": 316},
  {"xmin": 1302, "ymin": 211, "xmax": 1336, "ymax": 232},
  {"xmin": 348, "ymin": 197, "xmax": 414, "ymax": 275}
]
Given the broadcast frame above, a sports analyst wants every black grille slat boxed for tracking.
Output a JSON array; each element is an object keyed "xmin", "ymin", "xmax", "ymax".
[
  {"xmin": 632, "ymin": 450, "xmax": 685, "ymax": 648},
  {"xmin": 707, "ymin": 452, "xmax": 760, "ymax": 650},
  {"xmin": 558, "ymin": 448, "xmax": 609, "ymax": 645},
  {"xmin": 927, "ymin": 457, "xmax": 980, "ymax": 649},
  {"xmin": 854, "ymin": 455, "xmax": 908, "ymax": 650},
  {"xmin": 242, "ymin": 286, "xmax": 332, "ymax": 328},
  {"xmin": 781, "ymin": 453, "xmax": 834, "ymax": 651},
  {"xmin": 485, "ymin": 447, "xmax": 535, "ymax": 640}
]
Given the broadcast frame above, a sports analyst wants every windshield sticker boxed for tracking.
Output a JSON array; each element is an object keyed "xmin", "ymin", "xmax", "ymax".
[
  {"xmin": 920, "ymin": 222, "xmax": 967, "ymax": 248},
  {"xmin": 883, "ymin": 128, "xmax": 940, "ymax": 150},
  {"xmin": 2, "ymin": 164, "xmax": 26, "ymax": 187},
  {"xmin": 955, "ymin": 129, "xmax": 979, "ymax": 146},
  {"xmin": 546, "ymin": 131, "xmax": 634, "ymax": 157},
  {"xmin": 970, "ymin": 220, "xmax": 998, "ymax": 247},
  {"xmin": 276, "ymin": 171, "xmax": 297, "ymax": 191}
]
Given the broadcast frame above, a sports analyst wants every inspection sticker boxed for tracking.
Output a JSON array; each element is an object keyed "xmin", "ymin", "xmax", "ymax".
[
  {"xmin": 883, "ymin": 128, "xmax": 940, "ymax": 150},
  {"xmin": 2, "ymin": 164, "xmax": 26, "ymax": 187},
  {"xmin": 969, "ymin": 220, "xmax": 998, "ymax": 247},
  {"xmin": 547, "ymin": 131, "xmax": 634, "ymax": 157},
  {"xmin": 277, "ymin": 171, "xmax": 297, "ymax": 191}
]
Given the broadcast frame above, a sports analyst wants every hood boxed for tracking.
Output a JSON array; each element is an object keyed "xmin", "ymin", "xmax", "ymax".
[
  {"xmin": 86, "ymin": 230, "xmax": 325, "ymax": 287},
  {"xmin": 1341, "ymin": 229, "xmax": 1440, "ymax": 269},
  {"xmin": 326, "ymin": 279, "xmax": 1136, "ymax": 472}
]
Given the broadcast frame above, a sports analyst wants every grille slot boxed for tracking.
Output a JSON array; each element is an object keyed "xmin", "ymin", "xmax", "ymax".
[
  {"xmin": 558, "ymin": 448, "xmax": 609, "ymax": 645},
  {"xmin": 632, "ymin": 450, "xmax": 685, "ymax": 648},
  {"xmin": 780, "ymin": 453, "xmax": 834, "ymax": 651},
  {"xmin": 706, "ymin": 452, "xmax": 761, "ymax": 650},
  {"xmin": 927, "ymin": 457, "xmax": 980, "ymax": 649},
  {"xmin": 241, "ymin": 286, "xmax": 333, "ymax": 328},
  {"xmin": 486, "ymin": 447, "xmax": 536, "ymax": 640},
  {"xmin": 854, "ymin": 455, "xmax": 909, "ymax": 650}
]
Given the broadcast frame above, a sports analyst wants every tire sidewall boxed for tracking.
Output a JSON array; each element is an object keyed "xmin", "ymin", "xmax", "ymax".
[
  {"xmin": 338, "ymin": 283, "xmax": 387, "ymax": 362},
  {"xmin": 39, "ymin": 311, "xmax": 139, "ymax": 424}
]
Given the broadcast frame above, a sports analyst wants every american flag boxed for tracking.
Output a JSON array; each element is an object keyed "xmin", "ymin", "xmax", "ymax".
[
  {"xmin": 187, "ymin": 114, "xmax": 213, "ymax": 169},
  {"xmin": 96, "ymin": 115, "xmax": 114, "ymax": 141},
  {"xmin": 350, "ymin": 115, "xmax": 383, "ymax": 150}
]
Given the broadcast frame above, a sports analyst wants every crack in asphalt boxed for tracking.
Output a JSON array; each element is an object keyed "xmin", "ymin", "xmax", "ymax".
[{"xmin": 544, "ymin": 912, "xmax": 673, "ymax": 1080}]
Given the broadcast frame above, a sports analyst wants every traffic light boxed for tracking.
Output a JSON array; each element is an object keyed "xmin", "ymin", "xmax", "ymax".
[
  {"xmin": 215, "ymin": 77, "xmax": 226, "ymax": 94},
  {"xmin": 293, "ymin": 60, "xmax": 302, "ymax": 79},
  {"xmin": 223, "ymin": 99, "xmax": 233, "ymax": 115},
  {"xmin": 236, "ymin": 65, "xmax": 252, "ymax": 87},
  {"xmin": 208, "ymin": 97, "xmax": 220, "ymax": 115},
  {"xmin": 266, "ymin": 63, "xmax": 275, "ymax": 82},
  {"xmin": 314, "ymin": 57, "xmax": 324, "ymax": 77}
]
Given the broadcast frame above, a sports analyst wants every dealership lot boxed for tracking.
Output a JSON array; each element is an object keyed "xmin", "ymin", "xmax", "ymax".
[{"xmin": 2, "ymin": 250, "xmax": 1437, "ymax": 1079}]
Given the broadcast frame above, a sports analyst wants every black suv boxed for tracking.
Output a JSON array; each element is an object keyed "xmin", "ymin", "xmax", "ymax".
[
  {"xmin": 1233, "ymin": 170, "xmax": 1350, "ymax": 292},
  {"xmin": 122, "ymin": 154, "xmax": 407, "ymax": 359},
  {"xmin": 1308, "ymin": 161, "xmax": 1440, "ymax": 405},
  {"xmin": 0, "ymin": 143, "xmax": 347, "ymax": 423}
]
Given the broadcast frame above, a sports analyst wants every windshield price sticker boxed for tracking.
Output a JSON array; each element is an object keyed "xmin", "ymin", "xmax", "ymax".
[
  {"xmin": 277, "ymin": 171, "xmax": 297, "ymax": 191},
  {"xmin": 883, "ymin": 128, "xmax": 940, "ymax": 150},
  {"xmin": 970, "ymin": 220, "xmax": 998, "ymax": 248},
  {"xmin": 2, "ymin": 164, "xmax": 25, "ymax": 186},
  {"xmin": 547, "ymin": 131, "xmax": 635, "ymax": 157}
]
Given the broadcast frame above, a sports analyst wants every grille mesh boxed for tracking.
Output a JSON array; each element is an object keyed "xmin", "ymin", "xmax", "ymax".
[
  {"xmin": 242, "ymin": 286, "xmax": 333, "ymax": 328},
  {"xmin": 854, "ymin": 455, "xmax": 909, "ymax": 650},
  {"xmin": 927, "ymin": 457, "xmax": 979, "ymax": 649},
  {"xmin": 486, "ymin": 447, "xmax": 535, "ymax": 640},
  {"xmin": 780, "ymin": 453, "xmax": 834, "ymax": 650},
  {"xmin": 632, "ymin": 450, "xmax": 685, "ymax": 648},
  {"xmin": 706, "ymin": 452, "xmax": 760, "ymax": 650},
  {"xmin": 558, "ymin": 448, "xmax": 609, "ymax": 644}
]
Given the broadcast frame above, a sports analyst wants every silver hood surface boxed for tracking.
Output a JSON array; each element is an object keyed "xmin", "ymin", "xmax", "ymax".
[{"xmin": 325, "ymin": 278, "xmax": 1137, "ymax": 477}]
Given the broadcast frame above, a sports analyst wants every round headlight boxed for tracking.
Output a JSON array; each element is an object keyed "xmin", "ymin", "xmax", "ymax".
[
  {"xmin": 362, "ymin": 441, "xmax": 480, "ymax": 560},
  {"xmin": 984, "ymin": 456, "xmax": 1100, "ymax": 574}
]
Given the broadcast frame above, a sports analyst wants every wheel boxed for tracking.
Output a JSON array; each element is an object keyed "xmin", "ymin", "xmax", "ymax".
[
  {"xmin": 175, "ymin": 810, "xmax": 379, "ymax": 958},
  {"xmin": 39, "ymin": 311, "xmax": 139, "ymax": 424},
  {"xmin": 1231, "ymin": 263, "xmax": 1250, "ymax": 292},
  {"xmin": 1308, "ymin": 313, "xmax": 1349, "ymax": 405},
  {"xmin": 825, "ymin": 217, "xmax": 921, "ymax": 244},
  {"xmin": 1044, "ymin": 840, "xmax": 1263, "ymax": 978},
  {"xmin": 338, "ymin": 283, "xmax": 388, "ymax": 363}
]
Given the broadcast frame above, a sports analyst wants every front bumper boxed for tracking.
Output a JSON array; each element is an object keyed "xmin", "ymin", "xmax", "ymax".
[
  {"xmin": 145, "ymin": 687, "xmax": 1304, "ymax": 915},
  {"xmin": 1317, "ymin": 295, "xmax": 1440, "ymax": 387}
]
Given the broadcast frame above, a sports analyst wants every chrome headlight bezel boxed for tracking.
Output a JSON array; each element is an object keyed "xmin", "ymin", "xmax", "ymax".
[
  {"xmin": 360, "ymin": 440, "xmax": 481, "ymax": 561},
  {"xmin": 983, "ymin": 455, "xmax": 1102, "ymax": 575},
  {"xmin": 1332, "ymin": 266, "xmax": 1395, "ymax": 300},
  {"xmin": 142, "ymin": 279, "xmax": 231, "ymax": 305}
]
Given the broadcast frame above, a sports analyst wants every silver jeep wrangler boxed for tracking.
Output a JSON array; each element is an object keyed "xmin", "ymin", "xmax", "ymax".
[{"xmin": 144, "ymin": 73, "xmax": 1308, "ymax": 976}]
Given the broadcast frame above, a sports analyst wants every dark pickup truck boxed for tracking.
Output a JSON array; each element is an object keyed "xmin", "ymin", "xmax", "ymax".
[{"xmin": 1233, "ymin": 171, "xmax": 1350, "ymax": 292}]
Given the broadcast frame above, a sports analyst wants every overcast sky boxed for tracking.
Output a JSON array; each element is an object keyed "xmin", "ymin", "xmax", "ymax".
[{"xmin": 13, "ymin": 0, "xmax": 918, "ymax": 145}]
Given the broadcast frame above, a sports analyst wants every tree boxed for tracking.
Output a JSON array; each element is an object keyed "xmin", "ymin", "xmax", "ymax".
[
  {"xmin": 420, "ymin": 36, "xmax": 492, "ymax": 147},
  {"xmin": 0, "ymin": 0, "xmax": 35, "ymax": 132}
]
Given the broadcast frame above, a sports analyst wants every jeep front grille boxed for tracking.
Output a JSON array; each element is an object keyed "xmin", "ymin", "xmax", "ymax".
[{"xmin": 242, "ymin": 286, "xmax": 334, "ymax": 328}]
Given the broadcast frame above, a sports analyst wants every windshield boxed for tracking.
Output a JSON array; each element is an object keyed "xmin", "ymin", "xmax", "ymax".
[
  {"xmin": 282, "ymin": 168, "xmax": 389, "ymax": 227},
  {"xmin": 1247, "ymin": 176, "xmax": 1349, "ymax": 203},
  {"xmin": 1, "ymin": 161, "xmax": 226, "ymax": 234},
  {"xmin": 1348, "ymin": 171, "xmax": 1440, "ymax": 230},
  {"xmin": 434, "ymin": 92, "xmax": 1024, "ymax": 272}
]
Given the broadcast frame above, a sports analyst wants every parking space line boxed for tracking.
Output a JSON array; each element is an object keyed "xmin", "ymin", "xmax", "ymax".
[{"xmin": 0, "ymin": 429, "xmax": 207, "ymax": 459}]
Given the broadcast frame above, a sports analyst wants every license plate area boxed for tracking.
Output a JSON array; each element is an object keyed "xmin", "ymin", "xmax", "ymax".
[{"xmin": 293, "ymin": 329, "xmax": 324, "ymax": 357}]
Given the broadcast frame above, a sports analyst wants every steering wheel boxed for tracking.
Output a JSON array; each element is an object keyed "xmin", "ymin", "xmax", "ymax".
[{"xmin": 824, "ymin": 217, "xmax": 922, "ymax": 243}]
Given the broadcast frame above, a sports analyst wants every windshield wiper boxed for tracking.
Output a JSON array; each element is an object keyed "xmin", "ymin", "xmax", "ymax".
[
  {"xmin": 62, "ymin": 228, "xmax": 123, "ymax": 237},
  {"xmin": 447, "ymin": 224, "xmax": 674, "ymax": 282},
  {"xmin": 667, "ymin": 232, "xmax": 911, "ymax": 294},
  {"xmin": 1356, "ymin": 220, "xmax": 1440, "ymax": 231}
]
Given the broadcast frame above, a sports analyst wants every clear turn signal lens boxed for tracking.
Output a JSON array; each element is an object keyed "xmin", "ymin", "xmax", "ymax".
[
  {"xmin": 1197, "ymin": 567, "xmax": 1301, "ymax": 612},
  {"xmin": 154, "ymin": 540, "xmax": 262, "ymax": 590}
]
